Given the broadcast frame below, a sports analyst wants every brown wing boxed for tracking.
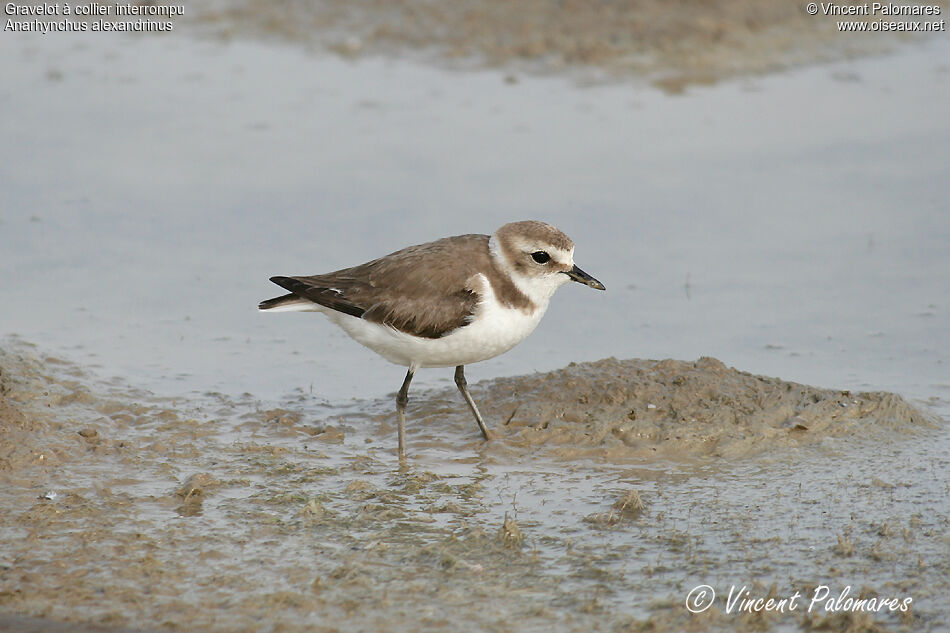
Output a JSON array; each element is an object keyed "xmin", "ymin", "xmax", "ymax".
[{"xmin": 268, "ymin": 234, "xmax": 492, "ymax": 339}]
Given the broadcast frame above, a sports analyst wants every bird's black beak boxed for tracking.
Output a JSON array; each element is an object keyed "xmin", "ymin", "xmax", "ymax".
[{"xmin": 565, "ymin": 264, "xmax": 605, "ymax": 290}]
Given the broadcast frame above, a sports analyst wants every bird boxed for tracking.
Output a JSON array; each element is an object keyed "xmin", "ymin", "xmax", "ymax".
[{"xmin": 258, "ymin": 220, "xmax": 605, "ymax": 458}]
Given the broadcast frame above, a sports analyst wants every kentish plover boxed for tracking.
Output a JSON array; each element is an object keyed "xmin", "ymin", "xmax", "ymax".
[{"xmin": 259, "ymin": 220, "xmax": 605, "ymax": 457}]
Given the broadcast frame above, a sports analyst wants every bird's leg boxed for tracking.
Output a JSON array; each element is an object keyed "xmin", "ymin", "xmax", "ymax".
[
  {"xmin": 455, "ymin": 365, "xmax": 492, "ymax": 440},
  {"xmin": 396, "ymin": 367, "xmax": 414, "ymax": 459}
]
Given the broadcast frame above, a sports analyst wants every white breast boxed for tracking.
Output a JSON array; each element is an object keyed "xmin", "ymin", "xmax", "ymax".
[{"xmin": 321, "ymin": 273, "xmax": 548, "ymax": 369}]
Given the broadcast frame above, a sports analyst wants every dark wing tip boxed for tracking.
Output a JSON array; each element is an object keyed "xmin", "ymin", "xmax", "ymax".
[
  {"xmin": 269, "ymin": 275, "xmax": 295, "ymax": 289},
  {"xmin": 259, "ymin": 294, "xmax": 294, "ymax": 311},
  {"xmin": 267, "ymin": 275, "xmax": 366, "ymax": 319}
]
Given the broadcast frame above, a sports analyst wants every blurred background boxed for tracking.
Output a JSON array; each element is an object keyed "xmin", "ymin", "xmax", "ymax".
[{"xmin": 1, "ymin": 3, "xmax": 948, "ymax": 407}]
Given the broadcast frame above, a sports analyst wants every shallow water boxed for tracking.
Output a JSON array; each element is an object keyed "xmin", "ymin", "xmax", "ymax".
[
  {"xmin": 1, "ymin": 31, "xmax": 948, "ymax": 405},
  {"xmin": 0, "ymin": 345, "xmax": 946, "ymax": 632},
  {"xmin": 1, "ymin": 25, "xmax": 949, "ymax": 633}
]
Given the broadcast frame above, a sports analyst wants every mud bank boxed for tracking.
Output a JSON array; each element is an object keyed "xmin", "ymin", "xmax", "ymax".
[
  {"xmin": 3, "ymin": 346, "xmax": 933, "ymax": 475},
  {"xmin": 436, "ymin": 356, "xmax": 936, "ymax": 460},
  {"xmin": 1, "ymin": 341, "xmax": 946, "ymax": 632},
  {"xmin": 187, "ymin": 0, "xmax": 948, "ymax": 91}
]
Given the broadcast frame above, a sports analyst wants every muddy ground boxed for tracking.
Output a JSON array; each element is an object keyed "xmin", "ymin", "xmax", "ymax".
[
  {"xmin": 3, "ymin": 1, "xmax": 949, "ymax": 630},
  {"xmin": 184, "ymin": 0, "xmax": 949, "ymax": 92},
  {"xmin": 1, "ymin": 340, "xmax": 946, "ymax": 632}
]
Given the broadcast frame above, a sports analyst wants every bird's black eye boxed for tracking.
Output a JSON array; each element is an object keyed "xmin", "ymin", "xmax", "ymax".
[{"xmin": 531, "ymin": 251, "xmax": 550, "ymax": 264}]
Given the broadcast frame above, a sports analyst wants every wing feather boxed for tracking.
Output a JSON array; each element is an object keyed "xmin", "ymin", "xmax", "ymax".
[{"xmin": 265, "ymin": 234, "xmax": 490, "ymax": 339}]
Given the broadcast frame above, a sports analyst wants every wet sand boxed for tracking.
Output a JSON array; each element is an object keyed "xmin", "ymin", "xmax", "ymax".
[
  {"xmin": 2, "ymin": 3, "xmax": 949, "ymax": 631},
  {"xmin": 187, "ymin": 0, "xmax": 948, "ymax": 91},
  {"xmin": 2, "ymin": 341, "xmax": 946, "ymax": 632},
  {"xmin": 468, "ymin": 356, "xmax": 934, "ymax": 459}
]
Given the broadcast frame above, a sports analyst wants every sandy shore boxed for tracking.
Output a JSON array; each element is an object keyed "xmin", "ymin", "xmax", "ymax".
[
  {"xmin": 1, "ymin": 341, "xmax": 943, "ymax": 632},
  {"xmin": 2, "ymin": 4, "xmax": 948, "ymax": 629},
  {"xmin": 186, "ymin": 0, "xmax": 947, "ymax": 91}
]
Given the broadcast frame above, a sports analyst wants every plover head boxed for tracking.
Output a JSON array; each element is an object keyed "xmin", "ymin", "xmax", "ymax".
[{"xmin": 490, "ymin": 220, "xmax": 605, "ymax": 305}]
